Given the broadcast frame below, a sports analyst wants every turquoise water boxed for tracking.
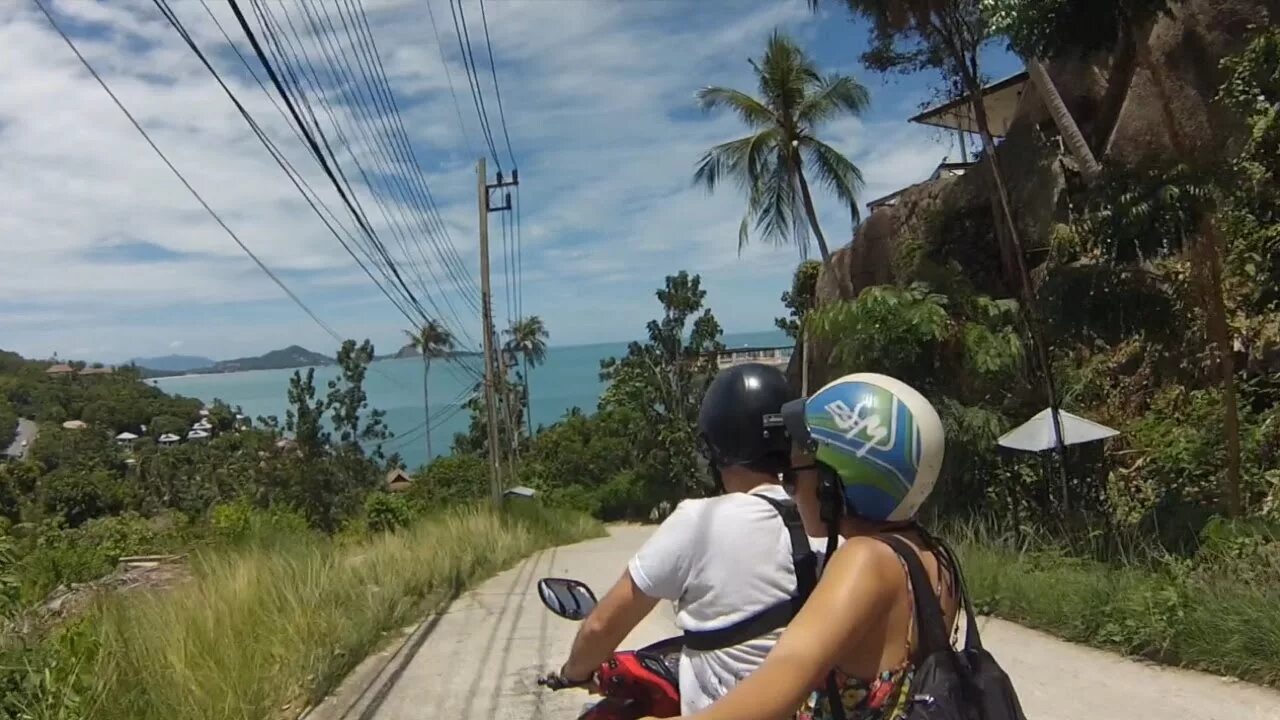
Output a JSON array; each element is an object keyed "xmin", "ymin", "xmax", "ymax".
[{"xmin": 154, "ymin": 330, "xmax": 788, "ymax": 470}]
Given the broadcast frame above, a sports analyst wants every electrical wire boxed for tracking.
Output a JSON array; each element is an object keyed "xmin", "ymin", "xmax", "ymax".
[
  {"xmin": 476, "ymin": 0, "xmax": 515, "ymax": 169},
  {"xmin": 424, "ymin": 0, "xmax": 478, "ymax": 156},
  {"xmin": 448, "ymin": 0, "xmax": 499, "ymax": 168},
  {"xmin": 33, "ymin": 0, "xmax": 349, "ymax": 347}
]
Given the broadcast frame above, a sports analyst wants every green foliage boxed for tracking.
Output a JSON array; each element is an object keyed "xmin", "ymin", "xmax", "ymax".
[
  {"xmin": 695, "ymin": 31, "xmax": 867, "ymax": 258},
  {"xmin": 0, "ymin": 399, "xmax": 17, "ymax": 452},
  {"xmin": 951, "ymin": 517, "xmax": 1280, "ymax": 685},
  {"xmin": 983, "ymin": 0, "xmax": 1177, "ymax": 58},
  {"xmin": 411, "ymin": 453, "xmax": 489, "ymax": 507},
  {"xmin": 775, "ymin": 260, "xmax": 823, "ymax": 339},
  {"xmin": 599, "ymin": 272, "xmax": 724, "ymax": 503},
  {"xmin": 37, "ymin": 469, "xmax": 133, "ymax": 529},
  {"xmin": 2, "ymin": 505, "xmax": 601, "ymax": 720},
  {"xmin": 0, "ymin": 533, "xmax": 19, "ymax": 615},
  {"xmin": 364, "ymin": 492, "xmax": 412, "ymax": 534}
]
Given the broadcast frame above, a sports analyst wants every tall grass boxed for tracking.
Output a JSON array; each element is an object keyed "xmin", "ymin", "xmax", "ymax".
[
  {"xmin": 18, "ymin": 504, "xmax": 601, "ymax": 720},
  {"xmin": 945, "ymin": 517, "xmax": 1280, "ymax": 687}
]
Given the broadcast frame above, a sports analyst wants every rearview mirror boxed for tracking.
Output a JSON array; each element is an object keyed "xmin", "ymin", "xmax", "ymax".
[{"xmin": 537, "ymin": 577, "xmax": 597, "ymax": 620}]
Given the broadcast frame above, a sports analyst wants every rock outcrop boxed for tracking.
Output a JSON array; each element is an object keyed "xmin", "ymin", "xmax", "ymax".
[{"xmin": 803, "ymin": 0, "xmax": 1275, "ymax": 387}]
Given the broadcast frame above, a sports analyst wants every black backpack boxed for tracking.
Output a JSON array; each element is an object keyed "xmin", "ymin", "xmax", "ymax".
[{"xmin": 876, "ymin": 535, "xmax": 1028, "ymax": 720}]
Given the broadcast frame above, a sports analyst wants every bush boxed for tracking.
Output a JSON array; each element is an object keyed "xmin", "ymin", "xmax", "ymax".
[
  {"xmin": 411, "ymin": 454, "xmax": 489, "ymax": 507},
  {"xmin": 364, "ymin": 492, "xmax": 412, "ymax": 533}
]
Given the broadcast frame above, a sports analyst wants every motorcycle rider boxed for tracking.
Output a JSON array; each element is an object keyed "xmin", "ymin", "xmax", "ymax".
[
  {"xmin": 663, "ymin": 373, "xmax": 971, "ymax": 720},
  {"xmin": 553, "ymin": 362, "xmax": 816, "ymax": 714}
]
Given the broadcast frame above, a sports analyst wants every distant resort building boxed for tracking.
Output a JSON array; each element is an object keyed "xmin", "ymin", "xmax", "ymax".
[
  {"xmin": 78, "ymin": 366, "xmax": 114, "ymax": 376},
  {"xmin": 45, "ymin": 364, "xmax": 74, "ymax": 376},
  {"xmin": 61, "ymin": 420, "xmax": 88, "ymax": 430},
  {"xmin": 158, "ymin": 433, "xmax": 181, "ymax": 446},
  {"xmin": 186, "ymin": 429, "xmax": 210, "ymax": 441},
  {"xmin": 114, "ymin": 431, "xmax": 139, "ymax": 446},
  {"xmin": 715, "ymin": 346, "xmax": 793, "ymax": 370},
  {"xmin": 192, "ymin": 419, "xmax": 213, "ymax": 433}
]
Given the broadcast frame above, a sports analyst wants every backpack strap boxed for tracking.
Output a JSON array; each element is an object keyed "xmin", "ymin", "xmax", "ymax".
[
  {"xmin": 875, "ymin": 535, "xmax": 953, "ymax": 658},
  {"xmin": 682, "ymin": 493, "xmax": 816, "ymax": 652},
  {"xmin": 931, "ymin": 535, "xmax": 984, "ymax": 651}
]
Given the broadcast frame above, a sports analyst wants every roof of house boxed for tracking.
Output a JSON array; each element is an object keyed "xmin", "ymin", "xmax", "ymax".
[
  {"xmin": 503, "ymin": 485, "xmax": 537, "ymax": 498},
  {"xmin": 61, "ymin": 420, "xmax": 88, "ymax": 429},
  {"xmin": 909, "ymin": 71, "xmax": 1031, "ymax": 138},
  {"xmin": 45, "ymin": 364, "xmax": 75, "ymax": 374}
]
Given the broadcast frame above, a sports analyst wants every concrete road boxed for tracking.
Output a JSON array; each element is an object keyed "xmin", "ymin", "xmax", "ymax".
[
  {"xmin": 310, "ymin": 525, "xmax": 1280, "ymax": 720},
  {"xmin": 3, "ymin": 418, "xmax": 36, "ymax": 461}
]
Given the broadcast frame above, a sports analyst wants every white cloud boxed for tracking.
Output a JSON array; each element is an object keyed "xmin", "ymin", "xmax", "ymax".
[{"xmin": 0, "ymin": 0, "xmax": 958, "ymax": 362}]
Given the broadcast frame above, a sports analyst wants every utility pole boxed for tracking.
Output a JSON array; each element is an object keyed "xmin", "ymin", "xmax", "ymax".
[{"xmin": 477, "ymin": 157, "xmax": 519, "ymax": 508}]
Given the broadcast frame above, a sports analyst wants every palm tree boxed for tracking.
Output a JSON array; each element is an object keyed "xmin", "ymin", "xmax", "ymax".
[
  {"xmin": 503, "ymin": 316, "xmax": 549, "ymax": 437},
  {"xmin": 694, "ymin": 31, "xmax": 868, "ymax": 264},
  {"xmin": 403, "ymin": 320, "xmax": 454, "ymax": 462}
]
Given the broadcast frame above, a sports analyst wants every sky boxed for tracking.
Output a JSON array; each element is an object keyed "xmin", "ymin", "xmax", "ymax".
[{"xmin": 0, "ymin": 0, "xmax": 1020, "ymax": 364}]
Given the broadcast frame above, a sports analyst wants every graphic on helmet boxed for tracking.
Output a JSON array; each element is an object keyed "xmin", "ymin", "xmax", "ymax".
[{"xmin": 784, "ymin": 373, "xmax": 943, "ymax": 522}]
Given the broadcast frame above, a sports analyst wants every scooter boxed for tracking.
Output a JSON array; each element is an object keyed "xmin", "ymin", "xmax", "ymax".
[{"xmin": 535, "ymin": 577, "xmax": 682, "ymax": 720}]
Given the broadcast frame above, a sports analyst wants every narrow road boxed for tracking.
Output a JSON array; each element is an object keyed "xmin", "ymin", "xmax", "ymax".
[
  {"xmin": 309, "ymin": 525, "xmax": 1280, "ymax": 720},
  {"xmin": 3, "ymin": 418, "xmax": 37, "ymax": 461}
]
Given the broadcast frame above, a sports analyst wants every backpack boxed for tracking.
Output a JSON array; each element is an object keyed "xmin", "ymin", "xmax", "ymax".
[
  {"xmin": 681, "ymin": 493, "xmax": 817, "ymax": 651},
  {"xmin": 876, "ymin": 535, "xmax": 1028, "ymax": 720}
]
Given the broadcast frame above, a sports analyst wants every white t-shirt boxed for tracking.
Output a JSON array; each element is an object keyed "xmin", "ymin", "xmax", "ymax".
[{"xmin": 627, "ymin": 485, "xmax": 807, "ymax": 714}]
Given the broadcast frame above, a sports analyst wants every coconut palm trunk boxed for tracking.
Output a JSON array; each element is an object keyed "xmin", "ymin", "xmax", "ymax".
[
  {"xmin": 422, "ymin": 355, "xmax": 433, "ymax": 461},
  {"xmin": 796, "ymin": 165, "xmax": 833, "ymax": 262},
  {"xmin": 1026, "ymin": 58, "xmax": 1102, "ymax": 181}
]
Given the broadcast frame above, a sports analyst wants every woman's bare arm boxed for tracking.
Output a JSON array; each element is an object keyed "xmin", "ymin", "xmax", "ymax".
[{"xmin": 681, "ymin": 537, "xmax": 901, "ymax": 720}]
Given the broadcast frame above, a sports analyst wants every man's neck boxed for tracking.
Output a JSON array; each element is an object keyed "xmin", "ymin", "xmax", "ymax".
[{"xmin": 720, "ymin": 469, "xmax": 778, "ymax": 495}]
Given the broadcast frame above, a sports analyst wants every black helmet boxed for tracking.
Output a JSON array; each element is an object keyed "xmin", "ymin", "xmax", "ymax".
[{"xmin": 698, "ymin": 362, "xmax": 795, "ymax": 472}]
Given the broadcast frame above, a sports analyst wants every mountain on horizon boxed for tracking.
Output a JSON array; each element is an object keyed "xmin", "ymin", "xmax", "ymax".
[
  {"xmin": 201, "ymin": 345, "xmax": 333, "ymax": 373},
  {"xmin": 129, "ymin": 354, "xmax": 216, "ymax": 372}
]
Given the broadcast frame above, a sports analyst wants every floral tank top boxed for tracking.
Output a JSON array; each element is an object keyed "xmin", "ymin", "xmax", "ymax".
[{"xmin": 795, "ymin": 537, "xmax": 953, "ymax": 720}]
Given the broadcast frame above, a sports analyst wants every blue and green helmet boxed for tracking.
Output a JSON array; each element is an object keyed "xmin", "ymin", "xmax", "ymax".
[{"xmin": 782, "ymin": 373, "xmax": 944, "ymax": 522}]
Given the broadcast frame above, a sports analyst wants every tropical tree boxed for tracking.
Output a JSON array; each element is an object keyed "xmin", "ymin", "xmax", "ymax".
[
  {"xmin": 694, "ymin": 31, "xmax": 868, "ymax": 263},
  {"xmin": 404, "ymin": 321, "xmax": 455, "ymax": 461},
  {"xmin": 504, "ymin": 316, "xmax": 549, "ymax": 437}
]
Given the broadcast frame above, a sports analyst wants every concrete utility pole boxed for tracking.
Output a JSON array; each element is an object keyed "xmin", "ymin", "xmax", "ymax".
[{"xmin": 477, "ymin": 157, "xmax": 519, "ymax": 508}]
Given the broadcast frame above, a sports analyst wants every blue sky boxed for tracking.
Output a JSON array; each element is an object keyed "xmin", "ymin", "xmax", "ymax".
[{"xmin": 0, "ymin": 0, "xmax": 1020, "ymax": 363}]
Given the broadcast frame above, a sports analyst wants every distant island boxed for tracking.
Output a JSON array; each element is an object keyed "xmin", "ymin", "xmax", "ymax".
[
  {"xmin": 134, "ymin": 344, "xmax": 481, "ymax": 378},
  {"xmin": 382, "ymin": 343, "xmax": 483, "ymax": 361},
  {"xmin": 137, "ymin": 345, "xmax": 334, "ymax": 377},
  {"xmin": 129, "ymin": 354, "xmax": 216, "ymax": 372}
]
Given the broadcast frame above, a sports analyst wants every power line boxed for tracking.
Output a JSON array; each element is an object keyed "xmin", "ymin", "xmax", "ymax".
[
  {"xmin": 157, "ymin": 0, "xmax": 422, "ymax": 331},
  {"xmin": 424, "ymin": 0, "xmax": 478, "ymax": 156},
  {"xmin": 269, "ymin": 0, "xmax": 481, "ymax": 350},
  {"xmin": 476, "ymin": 0, "xmax": 516, "ymax": 168},
  {"xmin": 33, "ymin": 0, "xmax": 350, "ymax": 348},
  {"xmin": 448, "ymin": 0, "xmax": 500, "ymax": 168},
  {"xmin": 515, "ymin": 183, "xmax": 524, "ymax": 322},
  {"xmin": 227, "ymin": 0, "xmax": 440, "ymax": 334},
  {"xmin": 339, "ymin": 0, "xmax": 484, "ymax": 309}
]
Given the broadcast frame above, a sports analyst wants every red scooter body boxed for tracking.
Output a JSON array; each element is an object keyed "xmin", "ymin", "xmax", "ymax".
[{"xmin": 536, "ymin": 578, "xmax": 682, "ymax": 720}]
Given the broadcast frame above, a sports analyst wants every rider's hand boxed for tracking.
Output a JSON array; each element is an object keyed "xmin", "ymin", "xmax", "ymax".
[{"xmin": 559, "ymin": 664, "xmax": 600, "ymax": 694}]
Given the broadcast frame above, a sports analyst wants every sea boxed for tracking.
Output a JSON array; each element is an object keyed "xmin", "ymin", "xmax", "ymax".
[{"xmin": 153, "ymin": 330, "xmax": 788, "ymax": 470}]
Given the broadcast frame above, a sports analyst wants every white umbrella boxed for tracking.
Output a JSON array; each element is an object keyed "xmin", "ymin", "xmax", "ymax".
[{"xmin": 997, "ymin": 408, "xmax": 1119, "ymax": 453}]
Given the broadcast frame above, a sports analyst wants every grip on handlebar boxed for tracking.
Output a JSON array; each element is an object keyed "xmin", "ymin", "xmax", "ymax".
[{"xmin": 538, "ymin": 671, "xmax": 590, "ymax": 691}]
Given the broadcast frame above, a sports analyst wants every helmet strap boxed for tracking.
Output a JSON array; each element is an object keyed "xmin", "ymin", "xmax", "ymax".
[
  {"xmin": 709, "ymin": 465, "xmax": 725, "ymax": 495},
  {"xmin": 817, "ymin": 465, "xmax": 844, "ymax": 577}
]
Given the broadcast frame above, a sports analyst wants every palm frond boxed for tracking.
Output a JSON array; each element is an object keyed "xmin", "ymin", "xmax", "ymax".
[
  {"xmin": 750, "ymin": 150, "xmax": 805, "ymax": 249},
  {"xmin": 692, "ymin": 130, "xmax": 778, "ymax": 193},
  {"xmin": 797, "ymin": 74, "xmax": 870, "ymax": 127},
  {"xmin": 757, "ymin": 32, "xmax": 822, "ymax": 116},
  {"xmin": 803, "ymin": 139, "xmax": 864, "ymax": 224},
  {"xmin": 695, "ymin": 86, "xmax": 775, "ymax": 128}
]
